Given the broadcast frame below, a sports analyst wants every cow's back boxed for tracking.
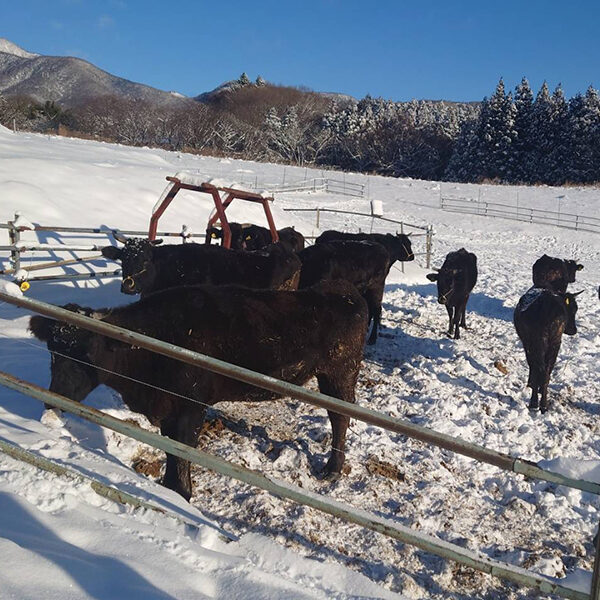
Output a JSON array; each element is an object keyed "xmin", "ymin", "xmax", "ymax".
[
  {"xmin": 151, "ymin": 242, "xmax": 300, "ymax": 292},
  {"xmin": 108, "ymin": 283, "xmax": 367, "ymax": 390},
  {"xmin": 442, "ymin": 248, "xmax": 478, "ymax": 293},
  {"xmin": 298, "ymin": 241, "xmax": 389, "ymax": 290}
]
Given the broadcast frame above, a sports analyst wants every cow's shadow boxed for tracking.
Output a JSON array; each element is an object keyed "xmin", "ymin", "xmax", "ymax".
[
  {"xmin": 14, "ymin": 224, "xmax": 118, "ymax": 291},
  {"xmin": 386, "ymin": 282, "xmax": 514, "ymax": 322},
  {"xmin": 364, "ymin": 327, "xmax": 455, "ymax": 374},
  {"xmin": 0, "ymin": 492, "xmax": 183, "ymax": 600}
]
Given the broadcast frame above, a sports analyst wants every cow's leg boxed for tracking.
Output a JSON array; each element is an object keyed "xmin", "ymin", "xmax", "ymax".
[
  {"xmin": 541, "ymin": 343, "xmax": 561, "ymax": 414},
  {"xmin": 452, "ymin": 303, "xmax": 461, "ymax": 339},
  {"xmin": 161, "ymin": 409, "xmax": 206, "ymax": 501},
  {"xmin": 365, "ymin": 287, "xmax": 383, "ymax": 345},
  {"xmin": 317, "ymin": 373, "xmax": 355, "ymax": 476},
  {"xmin": 446, "ymin": 305, "xmax": 454, "ymax": 336},
  {"xmin": 459, "ymin": 295, "xmax": 469, "ymax": 328},
  {"xmin": 526, "ymin": 350, "xmax": 544, "ymax": 411}
]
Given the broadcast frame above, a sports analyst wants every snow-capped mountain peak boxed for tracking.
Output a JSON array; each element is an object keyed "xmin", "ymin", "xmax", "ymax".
[{"xmin": 0, "ymin": 38, "xmax": 39, "ymax": 59}]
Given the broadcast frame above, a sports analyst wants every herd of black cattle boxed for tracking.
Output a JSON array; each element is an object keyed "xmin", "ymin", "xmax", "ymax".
[{"xmin": 28, "ymin": 221, "xmax": 587, "ymax": 500}]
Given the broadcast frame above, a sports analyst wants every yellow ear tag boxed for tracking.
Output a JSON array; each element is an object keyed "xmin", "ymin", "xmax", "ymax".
[
  {"xmin": 245, "ymin": 235, "xmax": 252, "ymax": 241},
  {"xmin": 20, "ymin": 281, "xmax": 30, "ymax": 292},
  {"xmin": 565, "ymin": 297, "xmax": 570, "ymax": 305},
  {"xmin": 211, "ymin": 232, "xmax": 217, "ymax": 238}
]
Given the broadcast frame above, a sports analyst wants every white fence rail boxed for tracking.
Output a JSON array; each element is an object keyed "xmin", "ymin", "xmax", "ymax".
[
  {"xmin": 440, "ymin": 197, "xmax": 600, "ymax": 234},
  {"xmin": 266, "ymin": 177, "xmax": 365, "ymax": 198}
]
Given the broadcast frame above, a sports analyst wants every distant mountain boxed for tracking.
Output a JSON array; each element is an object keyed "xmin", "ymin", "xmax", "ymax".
[
  {"xmin": 0, "ymin": 38, "xmax": 187, "ymax": 108},
  {"xmin": 195, "ymin": 78, "xmax": 355, "ymax": 107}
]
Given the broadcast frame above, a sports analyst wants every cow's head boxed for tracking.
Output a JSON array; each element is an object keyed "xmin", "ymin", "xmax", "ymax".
[
  {"xmin": 102, "ymin": 237, "xmax": 163, "ymax": 295},
  {"xmin": 29, "ymin": 305, "xmax": 101, "ymax": 401},
  {"xmin": 564, "ymin": 260, "xmax": 584, "ymax": 283},
  {"xmin": 426, "ymin": 268, "xmax": 461, "ymax": 304},
  {"xmin": 206, "ymin": 226, "xmax": 223, "ymax": 244},
  {"xmin": 390, "ymin": 233, "xmax": 414, "ymax": 262},
  {"xmin": 205, "ymin": 223, "xmax": 244, "ymax": 250},
  {"xmin": 562, "ymin": 290, "xmax": 583, "ymax": 335}
]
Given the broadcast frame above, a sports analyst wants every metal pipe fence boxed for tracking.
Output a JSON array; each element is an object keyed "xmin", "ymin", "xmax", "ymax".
[
  {"xmin": 440, "ymin": 197, "xmax": 600, "ymax": 235},
  {"xmin": 0, "ymin": 216, "xmax": 206, "ymax": 282},
  {"xmin": 0, "ymin": 370, "xmax": 591, "ymax": 600},
  {"xmin": 265, "ymin": 177, "xmax": 365, "ymax": 198},
  {"xmin": 2, "ymin": 291, "xmax": 597, "ymax": 495},
  {"xmin": 2, "ymin": 290, "xmax": 600, "ymax": 598}
]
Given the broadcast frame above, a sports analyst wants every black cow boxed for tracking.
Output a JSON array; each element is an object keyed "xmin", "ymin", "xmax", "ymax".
[
  {"xmin": 532, "ymin": 254, "xmax": 584, "ymax": 293},
  {"xmin": 426, "ymin": 248, "xmax": 478, "ymax": 340},
  {"xmin": 207, "ymin": 223, "xmax": 305, "ymax": 252},
  {"xmin": 102, "ymin": 238, "xmax": 301, "ymax": 296},
  {"xmin": 29, "ymin": 282, "xmax": 369, "ymax": 500},
  {"xmin": 298, "ymin": 241, "xmax": 390, "ymax": 345},
  {"xmin": 514, "ymin": 287, "xmax": 581, "ymax": 413},
  {"xmin": 315, "ymin": 230, "xmax": 414, "ymax": 271}
]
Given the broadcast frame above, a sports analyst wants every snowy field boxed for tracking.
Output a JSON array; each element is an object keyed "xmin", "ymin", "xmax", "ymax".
[{"xmin": 0, "ymin": 124, "xmax": 599, "ymax": 600}]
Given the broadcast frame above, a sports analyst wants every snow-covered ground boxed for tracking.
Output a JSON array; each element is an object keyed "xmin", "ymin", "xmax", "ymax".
[{"xmin": 0, "ymin": 125, "xmax": 599, "ymax": 599}]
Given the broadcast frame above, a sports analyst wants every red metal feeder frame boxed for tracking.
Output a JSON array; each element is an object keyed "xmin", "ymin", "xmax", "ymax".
[{"xmin": 149, "ymin": 176, "xmax": 279, "ymax": 248}]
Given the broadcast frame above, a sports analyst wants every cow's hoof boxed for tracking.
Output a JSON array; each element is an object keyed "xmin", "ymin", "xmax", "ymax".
[{"xmin": 321, "ymin": 469, "xmax": 342, "ymax": 482}]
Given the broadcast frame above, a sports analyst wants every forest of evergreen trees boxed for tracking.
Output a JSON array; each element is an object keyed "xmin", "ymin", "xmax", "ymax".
[
  {"xmin": 1, "ymin": 76, "xmax": 599, "ymax": 185},
  {"xmin": 447, "ymin": 78, "xmax": 600, "ymax": 185}
]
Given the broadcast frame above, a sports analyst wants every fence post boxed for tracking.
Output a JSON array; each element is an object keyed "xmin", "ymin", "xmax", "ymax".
[
  {"xmin": 591, "ymin": 524, "xmax": 600, "ymax": 600},
  {"xmin": 316, "ymin": 208, "xmax": 320, "ymax": 230},
  {"xmin": 400, "ymin": 222, "xmax": 405, "ymax": 273},
  {"xmin": 8, "ymin": 215, "xmax": 21, "ymax": 274},
  {"xmin": 426, "ymin": 225, "xmax": 433, "ymax": 269}
]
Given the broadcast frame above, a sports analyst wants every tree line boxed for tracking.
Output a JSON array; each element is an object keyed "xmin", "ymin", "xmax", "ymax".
[{"xmin": 1, "ymin": 75, "xmax": 598, "ymax": 185}]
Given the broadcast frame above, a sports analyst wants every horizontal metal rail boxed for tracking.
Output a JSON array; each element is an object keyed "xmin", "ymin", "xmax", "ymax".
[
  {"xmin": 0, "ymin": 254, "xmax": 104, "ymax": 275},
  {"xmin": 283, "ymin": 207, "xmax": 429, "ymax": 232},
  {"xmin": 1, "ymin": 290, "xmax": 599, "ymax": 498},
  {"xmin": 440, "ymin": 198, "xmax": 600, "ymax": 234},
  {"xmin": 25, "ymin": 270, "xmax": 122, "ymax": 283},
  {"xmin": 0, "ymin": 222, "xmax": 205, "ymax": 238},
  {"xmin": 266, "ymin": 177, "xmax": 365, "ymax": 198},
  {"xmin": 0, "ymin": 436, "xmax": 233, "ymax": 541},
  {"xmin": 0, "ymin": 244, "xmax": 108, "ymax": 253},
  {"xmin": 0, "ymin": 370, "xmax": 588, "ymax": 600}
]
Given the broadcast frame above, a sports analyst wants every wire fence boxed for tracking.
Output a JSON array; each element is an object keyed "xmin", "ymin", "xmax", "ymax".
[
  {"xmin": 264, "ymin": 177, "xmax": 365, "ymax": 198},
  {"xmin": 440, "ymin": 197, "xmax": 600, "ymax": 234},
  {"xmin": 1, "ymin": 290, "xmax": 599, "ymax": 600}
]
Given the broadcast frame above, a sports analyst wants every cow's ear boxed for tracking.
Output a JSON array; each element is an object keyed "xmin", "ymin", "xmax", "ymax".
[
  {"xmin": 29, "ymin": 315, "xmax": 56, "ymax": 342},
  {"xmin": 426, "ymin": 273, "xmax": 438, "ymax": 282},
  {"xmin": 102, "ymin": 245, "xmax": 122, "ymax": 261},
  {"xmin": 577, "ymin": 264, "xmax": 584, "ymax": 271}
]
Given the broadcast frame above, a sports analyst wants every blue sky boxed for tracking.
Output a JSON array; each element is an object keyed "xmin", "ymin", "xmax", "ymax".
[{"xmin": 2, "ymin": 0, "xmax": 599, "ymax": 102}]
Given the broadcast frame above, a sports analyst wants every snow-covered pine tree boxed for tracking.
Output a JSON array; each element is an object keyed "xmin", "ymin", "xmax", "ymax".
[
  {"xmin": 238, "ymin": 72, "xmax": 251, "ymax": 86},
  {"xmin": 566, "ymin": 86, "xmax": 600, "ymax": 182},
  {"xmin": 545, "ymin": 84, "xmax": 570, "ymax": 184},
  {"xmin": 480, "ymin": 78, "xmax": 517, "ymax": 180},
  {"xmin": 513, "ymin": 78, "xmax": 535, "ymax": 181}
]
